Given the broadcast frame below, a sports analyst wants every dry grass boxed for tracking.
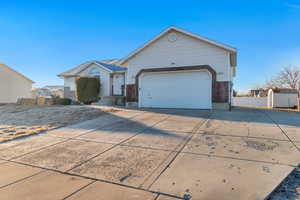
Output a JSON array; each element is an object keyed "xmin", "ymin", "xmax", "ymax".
[{"xmin": 0, "ymin": 104, "xmax": 119, "ymax": 142}]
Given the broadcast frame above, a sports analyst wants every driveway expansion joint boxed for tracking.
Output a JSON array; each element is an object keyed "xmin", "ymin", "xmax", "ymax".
[
  {"xmin": 6, "ymin": 138, "xmax": 70, "ymax": 161},
  {"xmin": 261, "ymin": 110, "xmax": 300, "ymax": 151},
  {"xmin": 264, "ymin": 165, "xmax": 298, "ymax": 200},
  {"xmin": 62, "ymin": 180, "xmax": 97, "ymax": 200},
  {"xmin": 2, "ymin": 111, "xmax": 146, "ymax": 162},
  {"xmin": 180, "ymin": 151, "xmax": 298, "ymax": 168},
  {"xmin": 1, "ymin": 108, "xmax": 298, "ymax": 200},
  {"xmin": 144, "ymin": 115, "xmax": 212, "ymax": 190},
  {"xmin": 65, "ymin": 114, "xmax": 172, "ymax": 173},
  {"xmin": 0, "ymin": 112, "xmax": 184, "ymax": 199},
  {"xmin": 69, "ymin": 111, "xmax": 147, "ymax": 140},
  {"xmin": 0, "ymin": 169, "xmax": 46, "ymax": 190},
  {"xmin": 200, "ymin": 132, "xmax": 292, "ymax": 142}
]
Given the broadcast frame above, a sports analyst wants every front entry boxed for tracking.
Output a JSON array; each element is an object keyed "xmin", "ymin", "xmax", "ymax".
[{"xmin": 112, "ymin": 74, "xmax": 125, "ymax": 95}]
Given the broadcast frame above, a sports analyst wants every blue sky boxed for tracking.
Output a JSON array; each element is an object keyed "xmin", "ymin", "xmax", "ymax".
[{"xmin": 0, "ymin": 0, "xmax": 299, "ymax": 92}]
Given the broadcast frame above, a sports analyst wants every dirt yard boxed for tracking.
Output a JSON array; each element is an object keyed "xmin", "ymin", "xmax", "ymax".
[{"xmin": 0, "ymin": 104, "xmax": 118, "ymax": 142}]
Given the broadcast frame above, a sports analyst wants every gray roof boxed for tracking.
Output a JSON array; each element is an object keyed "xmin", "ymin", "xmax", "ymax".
[
  {"xmin": 58, "ymin": 59, "xmax": 126, "ymax": 77},
  {"xmin": 99, "ymin": 59, "xmax": 121, "ymax": 65},
  {"xmin": 95, "ymin": 61, "xmax": 127, "ymax": 72}
]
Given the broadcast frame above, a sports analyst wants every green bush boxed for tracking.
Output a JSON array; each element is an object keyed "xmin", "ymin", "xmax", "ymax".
[
  {"xmin": 55, "ymin": 98, "xmax": 72, "ymax": 105},
  {"xmin": 76, "ymin": 77, "xmax": 100, "ymax": 104}
]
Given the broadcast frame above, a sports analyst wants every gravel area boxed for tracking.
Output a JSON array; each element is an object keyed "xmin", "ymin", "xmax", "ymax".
[
  {"xmin": 268, "ymin": 165, "xmax": 300, "ymax": 200},
  {"xmin": 0, "ymin": 104, "xmax": 118, "ymax": 142}
]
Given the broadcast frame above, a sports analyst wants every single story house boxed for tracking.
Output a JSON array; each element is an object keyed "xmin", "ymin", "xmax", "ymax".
[
  {"xmin": 249, "ymin": 88, "xmax": 268, "ymax": 97},
  {"xmin": 58, "ymin": 26, "xmax": 237, "ymax": 109},
  {"xmin": 31, "ymin": 85, "xmax": 65, "ymax": 98},
  {"xmin": 267, "ymin": 88, "xmax": 299, "ymax": 108},
  {"xmin": 0, "ymin": 63, "xmax": 34, "ymax": 103}
]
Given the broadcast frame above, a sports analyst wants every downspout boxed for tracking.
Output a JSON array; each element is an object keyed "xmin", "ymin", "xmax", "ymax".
[
  {"xmin": 229, "ymin": 82, "xmax": 233, "ymax": 111},
  {"xmin": 229, "ymin": 52, "xmax": 234, "ymax": 112},
  {"xmin": 298, "ymin": 82, "xmax": 300, "ymax": 111}
]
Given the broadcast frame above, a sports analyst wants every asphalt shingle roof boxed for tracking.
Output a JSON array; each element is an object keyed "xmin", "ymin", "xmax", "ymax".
[
  {"xmin": 95, "ymin": 61, "xmax": 127, "ymax": 72},
  {"xmin": 58, "ymin": 59, "xmax": 126, "ymax": 77}
]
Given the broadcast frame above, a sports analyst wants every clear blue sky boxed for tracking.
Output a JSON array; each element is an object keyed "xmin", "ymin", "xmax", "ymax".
[{"xmin": 1, "ymin": 0, "xmax": 299, "ymax": 92}]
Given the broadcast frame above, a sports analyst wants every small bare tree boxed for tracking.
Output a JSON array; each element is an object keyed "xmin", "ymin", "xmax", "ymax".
[{"xmin": 266, "ymin": 65, "xmax": 300, "ymax": 89}]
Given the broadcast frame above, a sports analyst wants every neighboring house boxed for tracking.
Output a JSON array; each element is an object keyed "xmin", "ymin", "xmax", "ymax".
[
  {"xmin": 268, "ymin": 88, "xmax": 299, "ymax": 108},
  {"xmin": 31, "ymin": 85, "xmax": 64, "ymax": 98},
  {"xmin": 44, "ymin": 85, "xmax": 64, "ymax": 98},
  {"xmin": 58, "ymin": 26, "xmax": 237, "ymax": 109},
  {"xmin": 249, "ymin": 88, "xmax": 268, "ymax": 97},
  {"xmin": 0, "ymin": 63, "xmax": 34, "ymax": 103},
  {"xmin": 44, "ymin": 85, "xmax": 64, "ymax": 90},
  {"xmin": 31, "ymin": 88, "xmax": 52, "ymax": 98}
]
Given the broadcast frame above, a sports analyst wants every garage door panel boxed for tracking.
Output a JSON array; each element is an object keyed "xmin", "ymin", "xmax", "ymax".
[{"xmin": 139, "ymin": 71, "xmax": 212, "ymax": 109}]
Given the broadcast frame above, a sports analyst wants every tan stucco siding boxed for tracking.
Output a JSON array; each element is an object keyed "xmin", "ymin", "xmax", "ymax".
[{"xmin": 0, "ymin": 66, "xmax": 33, "ymax": 103}]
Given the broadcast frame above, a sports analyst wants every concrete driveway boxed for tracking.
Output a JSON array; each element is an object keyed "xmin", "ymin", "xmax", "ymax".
[{"xmin": 0, "ymin": 107, "xmax": 299, "ymax": 200}]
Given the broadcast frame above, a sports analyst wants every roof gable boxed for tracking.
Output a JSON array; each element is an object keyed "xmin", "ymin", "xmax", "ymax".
[
  {"xmin": 58, "ymin": 61, "xmax": 91, "ymax": 77},
  {"xmin": 95, "ymin": 61, "xmax": 127, "ymax": 72},
  {"xmin": 0, "ymin": 63, "xmax": 34, "ymax": 83},
  {"xmin": 58, "ymin": 60, "xmax": 126, "ymax": 77},
  {"xmin": 119, "ymin": 26, "xmax": 237, "ymax": 66}
]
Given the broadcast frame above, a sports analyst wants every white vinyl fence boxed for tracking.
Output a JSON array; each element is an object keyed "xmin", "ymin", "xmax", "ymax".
[{"xmin": 232, "ymin": 97, "xmax": 267, "ymax": 107}]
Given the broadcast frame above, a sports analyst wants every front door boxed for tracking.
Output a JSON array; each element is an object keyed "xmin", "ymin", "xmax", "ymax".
[{"xmin": 112, "ymin": 74, "xmax": 125, "ymax": 95}]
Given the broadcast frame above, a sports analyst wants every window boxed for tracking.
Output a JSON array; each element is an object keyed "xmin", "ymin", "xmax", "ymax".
[{"xmin": 88, "ymin": 67, "xmax": 100, "ymax": 77}]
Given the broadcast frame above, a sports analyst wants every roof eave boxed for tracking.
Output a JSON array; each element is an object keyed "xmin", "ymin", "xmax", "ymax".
[
  {"xmin": 93, "ymin": 62, "xmax": 113, "ymax": 73},
  {"xmin": 120, "ymin": 26, "xmax": 237, "ymax": 65},
  {"xmin": 112, "ymin": 70, "xmax": 127, "ymax": 73},
  {"xmin": 170, "ymin": 26, "xmax": 237, "ymax": 52},
  {"xmin": 0, "ymin": 63, "xmax": 35, "ymax": 83},
  {"xmin": 57, "ymin": 74, "xmax": 78, "ymax": 78}
]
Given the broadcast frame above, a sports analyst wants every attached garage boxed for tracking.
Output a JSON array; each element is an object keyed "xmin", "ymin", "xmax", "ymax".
[
  {"xmin": 138, "ymin": 70, "xmax": 212, "ymax": 109},
  {"xmin": 120, "ymin": 26, "xmax": 237, "ymax": 110}
]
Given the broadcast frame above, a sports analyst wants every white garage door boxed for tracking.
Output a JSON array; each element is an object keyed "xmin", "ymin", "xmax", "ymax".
[{"xmin": 139, "ymin": 71, "xmax": 212, "ymax": 109}]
